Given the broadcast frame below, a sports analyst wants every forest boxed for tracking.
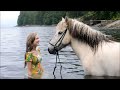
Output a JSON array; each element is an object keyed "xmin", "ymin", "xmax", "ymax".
[{"xmin": 17, "ymin": 11, "xmax": 120, "ymax": 26}]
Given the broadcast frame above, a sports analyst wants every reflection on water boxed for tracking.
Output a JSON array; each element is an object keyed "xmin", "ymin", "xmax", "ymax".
[{"xmin": 0, "ymin": 26, "xmax": 120, "ymax": 79}]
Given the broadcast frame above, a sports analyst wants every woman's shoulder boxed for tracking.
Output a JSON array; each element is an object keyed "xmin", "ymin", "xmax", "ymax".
[
  {"xmin": 25, "ymin": 52, "xmax": 33, "ymax": 62},
  {"xmin": 26, "ymin": 52, "xmax": 33, "ymax": 56},
  {"xmin": 27, "ymin": 51, "xmax": 32, "ymax": 53},
  {"xmin": 26, "ymin": 52, "xmax": 32, "ymax": 54}
]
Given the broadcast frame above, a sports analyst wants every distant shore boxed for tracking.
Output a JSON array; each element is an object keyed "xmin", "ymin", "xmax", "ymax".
[
  {"xmin": 15, "ymin": 20, "xmax": 120, "ymax": 29},
  {"xmin": 91, "ymin": 20, "xmax": 120, "ymax": 30},
  {"xmin": 15, "ymin": 24, "xmax": 57, "ymax": 27}
]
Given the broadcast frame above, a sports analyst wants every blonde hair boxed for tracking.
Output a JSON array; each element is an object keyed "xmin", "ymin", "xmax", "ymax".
[
  {"xmin": 26, "ymin": 32, "xmax": 38, "ymax": 52},
  {"xmin": 24, "ymin": 32, "xmax": 38, "ymax": 68}
]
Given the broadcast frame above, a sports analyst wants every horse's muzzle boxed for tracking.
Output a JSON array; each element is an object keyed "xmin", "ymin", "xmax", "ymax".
[{"xmin": 48, "ymin": 48, "xmax": 57, "ymax": 55}]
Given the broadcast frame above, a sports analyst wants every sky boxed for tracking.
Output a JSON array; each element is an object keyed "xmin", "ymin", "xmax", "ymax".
[{"xmin": 1, "ymin": 11, "xmax": 20, "ymax": 28}]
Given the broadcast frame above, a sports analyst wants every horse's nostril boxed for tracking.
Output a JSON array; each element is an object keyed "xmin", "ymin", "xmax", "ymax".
[
  {"xmin": 48, "ymin": 48, "xmax": 50, "ymax": 52},
  {"xmin": 48, "ymin": 48, "xmax": 52, "ymax": 54},
  {"xmin": 48, "ymin": 48, "xmax": 56, "ymax": 54}
]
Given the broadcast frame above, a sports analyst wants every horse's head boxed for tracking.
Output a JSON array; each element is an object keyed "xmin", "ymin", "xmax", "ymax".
[{"xmin": 48, "ymin": 16, "xmax": 71, "ymax": 54}]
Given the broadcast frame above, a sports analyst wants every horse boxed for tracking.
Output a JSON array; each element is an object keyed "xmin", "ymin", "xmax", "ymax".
[{"xmin": 48, "ymin": 16, "xmax": 120, "ymax": 76}]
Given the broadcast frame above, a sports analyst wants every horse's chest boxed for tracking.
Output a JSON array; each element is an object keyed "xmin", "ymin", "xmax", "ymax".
[{"xmin": 83, "ymin": 56, "xmax": 105, "ymax": 76}]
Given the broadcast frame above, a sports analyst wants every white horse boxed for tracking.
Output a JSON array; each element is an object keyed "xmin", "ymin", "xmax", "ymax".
[{"xmin": 48, "ymin": 16, "xmax": 120, "ymax": 76}]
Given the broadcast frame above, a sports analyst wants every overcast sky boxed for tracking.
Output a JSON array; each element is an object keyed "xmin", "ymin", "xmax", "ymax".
[{"xmin": 1, "ymin": 11, "xmax": 20, "ymax": 28}]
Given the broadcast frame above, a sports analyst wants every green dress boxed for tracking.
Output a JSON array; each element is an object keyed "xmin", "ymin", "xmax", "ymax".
[{"xmin": 25, "ymin": 48, "xmax": 43, "ymax": 79}]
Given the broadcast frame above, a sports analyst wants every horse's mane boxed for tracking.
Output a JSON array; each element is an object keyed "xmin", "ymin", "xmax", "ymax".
[{"xmin": 68, "ymin": 19, "xmax": 113, "ymax": 52}]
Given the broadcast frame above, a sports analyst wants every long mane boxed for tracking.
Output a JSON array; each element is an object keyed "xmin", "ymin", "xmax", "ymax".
[{"xmin": 67, "ymin": 19, "xmax": 113, "ymax": 52}]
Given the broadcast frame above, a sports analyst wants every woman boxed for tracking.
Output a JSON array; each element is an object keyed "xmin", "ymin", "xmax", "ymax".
[{"xmin": 24, "ymin": 32, "xmax": 44, "ymax": 79}]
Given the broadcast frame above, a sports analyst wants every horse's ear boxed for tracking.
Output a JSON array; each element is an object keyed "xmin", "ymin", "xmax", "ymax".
[
  {"xmin": 65, "ymin": 16, "xmax": 69, "ymax": 23},
  {"xmin": 62, "ymin": 17, "xmax": 65, "ymax": 21}
]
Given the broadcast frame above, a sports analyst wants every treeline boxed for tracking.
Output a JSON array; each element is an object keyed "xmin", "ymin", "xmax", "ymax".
[
  {"xmin": 81, "ymin": 11, "xmax": 120, "ymax": 20},
  {"xmin": 17, "ymin": 11, "xmax": 85, "ymax": 26},
  {"xmin": 17, "ymin": 11, "xmax": 120, "ymax": 26}
]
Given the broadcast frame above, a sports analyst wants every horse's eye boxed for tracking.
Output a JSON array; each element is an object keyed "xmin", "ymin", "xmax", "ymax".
[{"xmin": 58, "ymin": 32, "xmax": 63, "ymax": 35}]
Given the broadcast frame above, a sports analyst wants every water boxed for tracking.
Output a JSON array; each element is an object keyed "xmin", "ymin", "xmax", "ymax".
[{"xmin": 0, "ymin": 26, "xmax": 120, "ymax": 79}]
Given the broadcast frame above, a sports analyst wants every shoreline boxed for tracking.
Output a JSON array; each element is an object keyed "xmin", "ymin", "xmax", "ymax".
[
  {"xmin": 91, "ymin": 20, "xmax": 120, "ymax": 30},
  {"xmin": 15, "ymin": 20, "xmax": 120, "ymax": 30},
  {"xmin": 15, "ymin": 24, "xmax": 57, "ymax": 27}
]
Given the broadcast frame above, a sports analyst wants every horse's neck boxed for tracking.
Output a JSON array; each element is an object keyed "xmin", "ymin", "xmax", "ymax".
[{"xmin": 70, "ymin": 38, "xmax": 93, "ymax": 62}]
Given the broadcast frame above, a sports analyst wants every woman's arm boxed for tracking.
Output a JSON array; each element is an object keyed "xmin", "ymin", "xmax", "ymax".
[
  {"xmin": 27, "ymin": 61, "xmax": 32, "ymax": 77},
  {"xmin": 25, "ymin": 52, "xmax": 33, "ymax": 78}
]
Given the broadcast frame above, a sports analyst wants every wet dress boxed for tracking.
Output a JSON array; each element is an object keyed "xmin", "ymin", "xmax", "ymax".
[{"xmin": 25, "ymin": 48, "xmax": 43, "ymax": 79}]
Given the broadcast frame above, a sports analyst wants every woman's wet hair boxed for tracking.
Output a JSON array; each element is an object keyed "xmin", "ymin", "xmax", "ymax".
[{"xmin": 24, "ymin": 32, "xmax": 37, "ymax": 68}]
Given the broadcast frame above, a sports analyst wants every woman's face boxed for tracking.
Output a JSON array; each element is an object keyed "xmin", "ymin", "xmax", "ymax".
[{"xmin": 33, "ymin": 35, "xmax": 40, "ymax": 46}]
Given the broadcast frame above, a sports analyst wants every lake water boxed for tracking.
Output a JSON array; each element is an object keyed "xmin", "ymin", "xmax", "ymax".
[{"xmin": 0, "ymin": 26, "xmax": 120, "ymax": 79}]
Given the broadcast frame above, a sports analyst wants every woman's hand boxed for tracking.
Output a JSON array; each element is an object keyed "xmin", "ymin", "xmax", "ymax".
[{"xmin": 38, "ymin": 63, "xmax": 44, "ymax": 72}]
